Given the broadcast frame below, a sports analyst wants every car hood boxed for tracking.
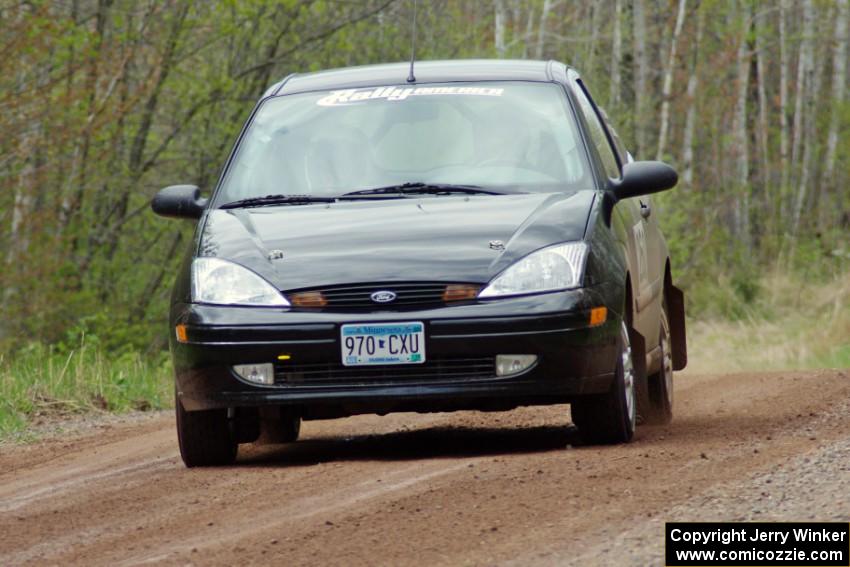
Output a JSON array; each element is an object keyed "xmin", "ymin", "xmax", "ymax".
[{"xmin": 198, "ymin": 191, "xmax": 596, "ymax": 290}]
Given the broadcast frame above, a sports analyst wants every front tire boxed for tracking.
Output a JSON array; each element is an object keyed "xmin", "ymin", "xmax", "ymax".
[
  {"xmin": 571, "ymin": 320, "xmax": 636, "ymax": 444},
  {"xmin": 176, "ymin": 394, "xmax": 237, "ymax": 468}
]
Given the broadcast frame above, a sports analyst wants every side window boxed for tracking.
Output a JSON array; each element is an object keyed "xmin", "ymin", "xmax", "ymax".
[
  {"xmin": 572, "ymin": 81, "xmax": 620, "ymax": 179},
  {"xmin": 596, "ymin": 106, "xmax": 630, "ymax": 164}
]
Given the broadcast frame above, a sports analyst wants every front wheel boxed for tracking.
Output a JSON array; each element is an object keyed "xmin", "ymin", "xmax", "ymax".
[
  {"xmin": 571, "ymin": 320, "xmax": 636, "ymax": 444},
  {"xmin": 176, "ymin": 393, "xmax": 237, "ymax": 468}
]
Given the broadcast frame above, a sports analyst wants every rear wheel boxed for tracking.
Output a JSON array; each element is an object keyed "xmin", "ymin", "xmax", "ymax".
[
  {"xmin": 643, "ymin": 300, "xmax": 674, "ymax": 424},
  {"xmin": 278, "ymin": 415, "xmax": 301, "ymax": 443},
  {"xmin": 257, "ymin": 407, "xmax": 301, "ymax": 444},
  {"xmin": 260, "ymin": 416, "xmax": 301, "ymax": 444},
  {"xmin": 571, "ymin": 321, "xmax": 636, "ymax": 444},
  {"xmin": 176, "ymin": 394, "xmax": 237, "ymax": 468}
]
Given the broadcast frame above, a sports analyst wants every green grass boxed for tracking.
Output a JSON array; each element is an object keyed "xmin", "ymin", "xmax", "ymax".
[
  {"xmin": 683, "ymin": 271, "xmax": 850, "ymax": 374},
  {"xmin": 811, "ymin": 344, "xmax": 850, "ymax": 370},
  {"xmin": 0, "ymin": 340, "xmax": 172, "ymax": 440}
]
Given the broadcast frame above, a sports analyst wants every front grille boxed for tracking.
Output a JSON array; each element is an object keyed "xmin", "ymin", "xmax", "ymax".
[
  {"xmin": 274, "ymin": 357, "xmax": 496, "ymax": 387},
  {"xmin": 287, "ymin": 282, "xmax": 478, "ymax": 310}
]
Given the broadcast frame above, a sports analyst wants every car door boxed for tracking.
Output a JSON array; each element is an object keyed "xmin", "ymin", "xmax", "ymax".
[
  {"xmin": 569, "ymin": 77, "xmax": 659, "ymax": 344},
  {"xmin": 599, "ymin": 111, "xmax": 666, "ymax": 326},
  {"xmin": 601, "ymin": 118, "xmax": 675, "ymax": 368}
]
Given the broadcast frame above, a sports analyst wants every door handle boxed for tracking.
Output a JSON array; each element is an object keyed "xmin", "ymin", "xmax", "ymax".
[{"xmin": 640, "ymin": 201, "xmax": 651, "ymax": 219}]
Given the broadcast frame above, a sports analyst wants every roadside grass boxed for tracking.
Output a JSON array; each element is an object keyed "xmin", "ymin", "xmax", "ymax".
[
  {"xmin": 684, "ymin": 270, "xmax": 850, "ymax": 374},
  {"xmin": 0, "ymin": 341, "xmax": 172, "ymax": 441}
]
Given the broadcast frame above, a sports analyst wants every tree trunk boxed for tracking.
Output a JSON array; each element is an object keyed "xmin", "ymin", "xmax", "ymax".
[
  {"xmin": 656, "ymin": 0, "xmax": 687, "ymax": 160},
  {"xmin": 790, "ymin": 0, "xmax": 815, "ymax": 236},
  {"xmin": 681, "ymin": 9, "xmax": 703, "ymax": 190},
  {"xmin": 511, "ymin": 0, "xmax": 522, "ymax": 37},
  {"xmin": 632, "ymin": 0, "xmax": 649, "ymax": 157},
  {"xmin": 609, "ymin": 0, "xmax": 622, "ymax": 106},
  {"xmin": 754, "ymin": 6, "xmax": 770, "ymax": 188},
  {"xmin": 90, "ymin": 4, "xmax": 189, "ymax": 270},
  {"xmin": 732, "ymin": 2, "xmax": 752, "ymax": 251},
  {"xmin": 820, "ymin": 0, "xmax": 848, "ymax": 227},
  {"xmin": 778, "ymin": 0, "xmax": 790, "ymax": 193},
  {"xmin": 7, "ymin": 3, "xmax": 36, "ymax": 270},
  {"xmin": 522, "ymin": 2, "xmax": 534, "ymax": 58},
  {"xmin": 128, "ymin": 4, "xmax": 189, "ymax": 178},
  {"xmin": 7, "ymin": 184, "xmax": 31, "ymax": 267},
  {"xmin": 131, "ymin": 231, "xmax": 183, "ymax": 322},
  {"xmin": 801, "ymin": 6, "xmax": 827, "ymax": 230},
  {"xmin": 586, "ymin": 0, "xmax": 599, "ymax": 74},
  {"xmin": 495, "ymin": 0, "xmax": 506, "ymax": 57},
  {"xmin": 535, "ymin": 0, "xmax": 552, "ymax": 59},
  {"xmin": 61, "ymin": 0, "xmax": 112, "ymax": 241},
  {"xmin": 790, "ymin": 0, "xmax": 813, "ymax": 185}
]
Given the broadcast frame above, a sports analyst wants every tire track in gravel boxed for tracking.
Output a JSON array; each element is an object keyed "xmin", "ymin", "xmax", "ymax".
[
  {"xmin": 0, "ymin": 369, "xmax": 847, "ymax": 567},
  {"xmin": 0, "ymin": 428, "xmax": 176, "ymax": 513}
]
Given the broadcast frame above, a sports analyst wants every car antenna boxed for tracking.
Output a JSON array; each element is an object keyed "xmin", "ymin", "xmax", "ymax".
[{"xmin": 407, "ymin": 0, "xmax": 418, "ymax": 83}]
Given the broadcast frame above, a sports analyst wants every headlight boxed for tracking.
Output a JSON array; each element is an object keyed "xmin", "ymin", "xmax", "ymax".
[
  {"xmin": 191, "ymin": 257, "xmax": 290, "ymax": 306},
  {"xmin": 478, "ymin": 242, "xmax": 588, "ymax": 298}
]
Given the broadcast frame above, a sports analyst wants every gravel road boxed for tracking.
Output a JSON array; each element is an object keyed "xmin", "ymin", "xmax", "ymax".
[{"xmin": 1, "ymin": 369, "xmax": 848, "ymax": 566}]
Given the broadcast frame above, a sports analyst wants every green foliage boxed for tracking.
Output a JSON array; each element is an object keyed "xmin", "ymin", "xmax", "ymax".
[{"xmin": 56, "ymin": 312, "xmax": 164, "ymax": 354}]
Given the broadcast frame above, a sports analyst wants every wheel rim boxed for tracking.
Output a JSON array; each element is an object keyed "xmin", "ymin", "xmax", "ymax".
[
  {"xmin": 660, "ymin": 310, "xmax": 674, "ymax": 406},
  {"xmin": 621, "ymin": 322, "xmax": 636, "ymax": 429}
]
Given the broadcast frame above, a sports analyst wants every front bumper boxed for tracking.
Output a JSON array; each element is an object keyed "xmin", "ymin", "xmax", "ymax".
[{"xmin": 171, "ymin": 288, "xmax": 621, "ymax": 414}]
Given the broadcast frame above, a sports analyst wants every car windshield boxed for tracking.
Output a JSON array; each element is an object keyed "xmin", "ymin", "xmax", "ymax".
[{"xmin": 215, "ymin": 81, "xmax": 591, "ymax": 204}]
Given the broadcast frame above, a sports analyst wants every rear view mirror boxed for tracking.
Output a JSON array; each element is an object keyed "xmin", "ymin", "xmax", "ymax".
[
  {"xmin": 151, "ymin": 185, "xmax": 208, "ymax": 219},
  {"xmin": 608, "ymin": 161, "xmax": 678, "ymax": 201}
]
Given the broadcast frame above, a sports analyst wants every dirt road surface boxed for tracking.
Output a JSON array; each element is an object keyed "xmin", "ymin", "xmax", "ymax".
[{"xmin": 1, "ymin": 370, "xmax": 848, "ymax": 566}]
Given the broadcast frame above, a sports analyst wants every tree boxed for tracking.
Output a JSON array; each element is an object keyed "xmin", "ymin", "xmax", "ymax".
[{"xmin": 656, "ymin": 0, "xmax": 687, "ymax": 161}]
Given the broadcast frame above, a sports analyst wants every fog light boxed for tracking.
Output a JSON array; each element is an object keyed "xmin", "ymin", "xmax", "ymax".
[
  {"xmin": 233, "ymin": 363, "xmax": 274, "ymax": 385},
  {"xmin": 496, "ymin": 354, "xmax": 537, "ymax": 377}
]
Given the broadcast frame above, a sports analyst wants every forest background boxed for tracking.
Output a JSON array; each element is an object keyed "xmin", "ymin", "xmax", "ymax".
[{"xmin": 1, "ymin": 0, "xmax": 848, "ymax": 434}]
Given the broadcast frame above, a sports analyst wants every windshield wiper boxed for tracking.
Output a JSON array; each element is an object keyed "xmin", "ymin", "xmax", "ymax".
[
  {"xmin": 340, "ymin": 182, "xmax": 502, "ymax": 198},
  {"xmin": 219, "ymin": 194, "xmax": 337, "ymax": 209},
  {"xmin": 220, "ymin": 184, "xmax": 502, "ymax": 209}
]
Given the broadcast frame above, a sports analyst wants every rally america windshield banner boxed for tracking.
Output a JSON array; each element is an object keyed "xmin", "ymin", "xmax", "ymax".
[{"xmin": 317, "ymin": 86, "xmax": 505, "ymax": 106}]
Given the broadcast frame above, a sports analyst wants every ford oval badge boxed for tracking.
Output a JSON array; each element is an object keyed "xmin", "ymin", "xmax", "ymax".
[{"xmin": 370, "ymin": 290, "xmax": 397, "ymax": 304}]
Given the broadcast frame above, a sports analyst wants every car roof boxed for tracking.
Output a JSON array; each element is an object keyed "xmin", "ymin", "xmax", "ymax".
[{"xmin": 267, "ymin": 59, "xmax": 570, "ymax": 98}]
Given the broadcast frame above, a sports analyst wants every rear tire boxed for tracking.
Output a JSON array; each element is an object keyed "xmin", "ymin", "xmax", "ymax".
[
  {"xmin": 278, "ymin": 415, "xmax": 301, "ymax": 443},
  {"xmin": 176, "ymin": 394, "xmax": 237, "ymax": 468},
  {"xmin": 643, "ymin": 299, "xmax": 674, "ymax": 425},
  {"xmin": 571, "ymin": 321, "xmax": 636, "ymax": 445},
  {"xmin": 257, "ymin": 407, "xmax": 301, "ymax": 444},
  {"xmin": 261, "ymin": 415, "xmax": 301, "ymax": 444}
]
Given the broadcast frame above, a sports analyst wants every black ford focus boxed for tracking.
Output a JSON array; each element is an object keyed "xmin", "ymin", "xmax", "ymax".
[{"xmin": 153, "ymin": 60, "xmax": 687, "ymax": 467}]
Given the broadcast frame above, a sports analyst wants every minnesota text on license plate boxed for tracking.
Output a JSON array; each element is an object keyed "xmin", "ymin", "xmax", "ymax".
[{"xmin": 341, "ymin": 322, "xmax": 425, "ymax": 366}]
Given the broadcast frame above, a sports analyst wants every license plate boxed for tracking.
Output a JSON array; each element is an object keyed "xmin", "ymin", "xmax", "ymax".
[{"xmin": 341, "ymin": 322, "xmax": 425, "ymax": 366}]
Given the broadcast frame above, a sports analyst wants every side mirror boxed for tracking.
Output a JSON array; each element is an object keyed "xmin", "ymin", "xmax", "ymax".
[
  {"xmin": 608, "ymin": 161, "xmax": 678, "ymax": 201},
  {"xmin": 151, "ymin": 185, "xmax": 208, "ymax": 219}
]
